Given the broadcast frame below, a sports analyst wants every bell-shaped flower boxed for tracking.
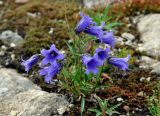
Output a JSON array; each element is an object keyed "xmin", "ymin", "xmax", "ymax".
[
  {"xmin": 39, "ymin": 63, "xmax": 61, "ymax": 83},
  {"xmin": 21, "ymin": 54, "xmax": 39, "ymax": 72},
  {"xmin": 40, "ymin": 44, "xmax": 65, "ymax": 66},
  {"xmin": 108, "ymin": 54, "xmax": 131, "ymax": 71},
  {"xmin": 94, "ymin": 47, "xmax": 110, "ymax": 65},
  {"xmin": 99, "ymin": 31, "xmax": 116, "ymax": 48},
  {"xmin": 82, "ymin": 54, "xmax": 101, "ymax": 75},
  {"xmin": 75, "ymin": 12, "xmax": 95, "ymax": 33},
  {"xmin": 84, "ymin": 22, "xmax": 105, "ymax": 38}
]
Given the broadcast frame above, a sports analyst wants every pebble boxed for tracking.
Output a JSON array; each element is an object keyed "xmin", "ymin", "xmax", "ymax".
[
  {"xmin": 11, "ymin": 54, "xmax": 15, "ymax": 61},
  {"xmin": 1, "ymin": 45, "xmax": 7, "ymax": 50},
  {"xmin": 0, "ymin": 30, "xmax": 24, "ymax": 46},
  {"xmin": 146, "ymin": 77, "xmax": 151, "ymax": 82},
  {"xmin": 0, "ymin": 1, "xmax": 3, "ymax": 5},
  {"xmin": 15, "ymin": 0, "xmax": 28, "ymax": 4},
  {"xmin": 123, "ymin": 105, "xmax": 130, "ymax": 112},
  {"xmin": 137, "ymin": 91, "xmax": 144, "ymax": 97},
  {"xmin": 139, "ymin": 77, "xmax": 145, "ymax": 82},
  {"xmin": 27, "ymin": 12, "xmax": 41, "ymax": 18},
  {"xmin": 121, "ymin": 32, "xmax": 135, "ymax": 41},
  {"xmin": 57, "ymin": 106, "xmax": 67, "ymax": 115},
  {"xmin": 48, "ymin": 28, "xmax": 54, "ymax": 35},
  {"xmin": 10, "ymin": 43, "xmax": 16, "ymax": 48},
  {"xmin": 116, "ymin": 36, "xmax": 124, "ymax": 46},
  {"xmin": 0, "ymin": 51, "xmax": 5, "ymax": 56},
  {"xmin": 117, "ymin": 97, "xmax": 123, "ymax": 102}
]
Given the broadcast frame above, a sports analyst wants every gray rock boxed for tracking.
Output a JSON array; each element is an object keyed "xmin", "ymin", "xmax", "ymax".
[
  {"xmin": 139, "ymin": 56, "xmax": 160, "ymax": 75},
  {"xmin": 121, "ymin": 32, "xmax": 135, "ymax": 41},
  {"xmin": 15, "ymin": 0, "xmax": 29, "ymax": 4},
  {"xmin": 151, "ymin": 62, "xmax": 160, "ymax": 75},
  {"xmin": 115, "ymin": 36, "xmax": 124, "ymax": 46},
  {"xmin": 137, "ymin": 91, "xmax": 144, "ymax": 97},
  {"xmin": 121, "ymin": 32, "xmax": 136, "ymax": 47},
  {"xmin": 0, "ymin": 30, "xmax": 24, "ymax": 46},
  {"xmin": 83, "ymin": 0, "xmax": 117, "ymax": 8},
  {"xmin": 137, "ymin": 14, "xmax": 160, "ymax": 58},
  {"xmin": 0, "ymin": 68, "xmax": 69, "ymax": 116},
  {"xmin": 0, "ymin": 1, "xmax": 3, "ymax": 5}
]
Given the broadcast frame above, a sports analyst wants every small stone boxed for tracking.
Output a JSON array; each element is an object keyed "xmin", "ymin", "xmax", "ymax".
[
  {"xmin": 15, "ymin": 0, "xmax": 28, "ymax": 4},
  {"xmin": 1, "ymin": 45, "xmax": 7, "ymax": 50},
  {"xmin": 116, "ymin": 36, "xmax": 124, "ymax": 46},
  {"xmin": 137, "ymin": 91, "xmax": 144, "ymax": 97},
  {"xmin": 146, "ymin": 77, "xmax": 151, "ymax": 82},
  {"xmin": 48, "ymin": 28, "xmax": 54, "ymax": 35},
  {"xmin": 123, "ymin": 105, "xmax": 130, "ymax": 112},
  {"xmin": 60, "ymin": 50, "xmax": 65, "ymax": 54},
  {"xmin": 0, "ymin": 1, "xmax": 3, "ymax": 5},
  {"xmin": 27, "ymin": 12, "xmax": 37, "ymax": 18},
  {"xmin": 10, "ymin": 43, "xmax": 16, "ymax": 48},
  {"xmin": 117, "ymin": 97, "xmax": 123, "ymax": 102},
  {"xmin": 0, "ymin": 51, "xmax": 5, "ymax": 56},
  {"xmin": 127, "ymin": 24, "xmax": 132, "ymax": 28},
  {"xmin": 57, "ymin": 106, "xmax": 67, "ymax": 115},
  {"xmin": 121, "ymin": 32, "xmax": 135, "ymax": 41},
  {"xmin": 0, "ymin": 30, "xmax": 24, "ymax": 46},
  {"xmin": 140, "ymin": 77, "xmax": 145, "ymax": 82},
  {"xmin": 68, "ymin": 104, "xmax": 74, "ymax": 108},
  {"xmin": 11, "ymin": 54, "xmax": 15, "ymax": 61}
]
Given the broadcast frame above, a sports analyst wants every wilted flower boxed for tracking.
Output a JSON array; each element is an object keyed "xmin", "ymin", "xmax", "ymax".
[
  {"xmin": 82, "ymin": 54, "xmax": 101, "ymax": 75},
  {"xmin": 84, "ymin": 22, "xmax": 105, "ymax": 38},
  {"xmin": 108, "ymin": 54, "xmax": 131, "ymax": 71},
  {"xmin": 75, "ymin": 12, "xmax": 95, "ymax": 33},
  {"xmin": 99, "ymin": 31, "xmax": 116, "ymax": 48},
  {"xmin": 39, "ymin": 63, "xmax": 61, "ymax": 83},
  {"xmin": 94, "ymin": 47, "xmax": 110, "ymax": 65},
  {"xmin": 21, "ymin": 54, "xmax": 39, "ymax": 72},
  {"xmin": 40, "ymin": 44, "xmax": 65, "ymax": 66}
]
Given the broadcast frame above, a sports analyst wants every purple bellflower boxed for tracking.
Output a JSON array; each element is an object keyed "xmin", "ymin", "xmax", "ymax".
[
  {"xmin": 108, "ymin": 54, "xmax": 131, "ymax": 71},
  {"xmin": 99, "ymin": 31, "xmax": 116, "ymax": 48},
  {"xmin": 21, "ymin": 54, "xmax": 39, "ymax": 72},
  {"xmin": 39, "ymin": 63, "xmax": 61, "ymax": 83},
  {"xmin": 82, "ymin": 54, "xmax": 101, "ymax": 75},
  {"xmin": 40, "ymin": 44, "xmax": 65, "ymax": 66},
  {"xmin": 84, "ymin": 22, "xmax": 105, "ymax": 38},
  {"xmin": 94, "ymin": 47, "xmax": 110, "ymax": 65},
  {"xmin": 75, "ymin": 12, "xmax": 95, "ymax": 33}
]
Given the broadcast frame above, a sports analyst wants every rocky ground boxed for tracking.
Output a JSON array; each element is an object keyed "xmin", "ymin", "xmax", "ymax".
[{"xmin": 0, "ymin": 0, "xmax": 160, "ymax": 116}]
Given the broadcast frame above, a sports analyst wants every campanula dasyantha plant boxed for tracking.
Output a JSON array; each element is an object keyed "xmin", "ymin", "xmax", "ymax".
[{"xmin": 21, "ymin": 12, "xmax": 130, "ymax": 84}]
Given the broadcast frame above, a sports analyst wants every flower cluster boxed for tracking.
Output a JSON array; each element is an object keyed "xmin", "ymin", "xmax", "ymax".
[
  {"xmin": 21, "ymin": 12, "xmax": 131, "ymax": 84},
  {"xmin": 75, "ymin": 12, "xmax": 130, "ymax": 74},
  {"xmin": 21, "ymin": 44, "xmax": 64, "ymax": 83}
]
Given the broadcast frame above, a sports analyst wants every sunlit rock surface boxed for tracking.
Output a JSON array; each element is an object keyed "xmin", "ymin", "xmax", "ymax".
[
  {"xmin": 0, "ymin": 68, "xmax": 69, "ymax": 116},
  {"xmin": 137, "ymin": 14, "xmax": 160, "ymax": 59}
]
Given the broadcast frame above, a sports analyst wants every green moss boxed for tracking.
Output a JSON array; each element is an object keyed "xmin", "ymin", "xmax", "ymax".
[{"xmin": 0, "ymin": 0, "xmax": 79, "ymax": 56}]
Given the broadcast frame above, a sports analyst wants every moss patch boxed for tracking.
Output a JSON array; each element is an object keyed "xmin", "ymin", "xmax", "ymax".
[{"xmin": 0, "ymin": 0, "xmax": 80, "ymax": 56}]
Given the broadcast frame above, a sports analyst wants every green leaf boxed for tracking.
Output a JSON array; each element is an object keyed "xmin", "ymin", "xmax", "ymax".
[
  {"xmin": 106, "ymin": 111, "xmax": 120, "ymax": 116},
  {"xmin": 102, "ymin": 5, "xmax": 110, "ymax": 20},
  {"xmin": 94, "ymin": 95, "xmax": 104, "ymax": 111},
  {"xmin": 96, "ymin": 112, "xmax": 102, "ymax": 116},
  {"xmin": 81, "ymin": 97, "xmax": 85, "ymax": 116},
  {"xmin": 106, "ymin": 103, "xmax": 121, "ymax": 115},
  {"xmin": 105, "ymin": 22, "xmax": 122, "ymax": 30},
  {"xmin": 62, "ymin": 68, "xmax": 70, "ymax": 78},
  {"xmin": 88, "ymin": 108, "xmax": 101, "ymax": 114}
]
